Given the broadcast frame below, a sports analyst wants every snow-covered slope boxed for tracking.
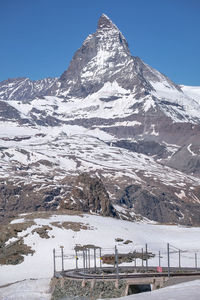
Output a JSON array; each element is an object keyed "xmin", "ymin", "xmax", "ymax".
[
  {"xmin": 0, "ymin": 77, "xmax": 57, "ymax": 100},
  {"xmin": 181, "ymin": 85, "xmax": 200, "ymax": 102},
  {"xmin": 1, "ymin": 212, "xmax": 200, "ymax": 286},
  {"xmin": 1, "ymin": 119, "xmax": 200, "ymax": 225}
]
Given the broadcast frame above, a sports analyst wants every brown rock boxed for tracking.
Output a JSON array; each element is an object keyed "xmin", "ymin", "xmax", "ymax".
[{"xmin": 60, "ymin": 173, "xmax": 116, "ymax": 217}]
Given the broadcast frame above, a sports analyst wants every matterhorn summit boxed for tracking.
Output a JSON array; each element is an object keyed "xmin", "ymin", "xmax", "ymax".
[{"xmin": 57, "ymin": 13, "xmax": 155, "ymax": 98}]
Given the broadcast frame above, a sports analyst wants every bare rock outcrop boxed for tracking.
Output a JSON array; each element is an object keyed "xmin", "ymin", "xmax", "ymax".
[{"xmin": 60, "ymin": 173, "xmax": 116, "ymax": 217}]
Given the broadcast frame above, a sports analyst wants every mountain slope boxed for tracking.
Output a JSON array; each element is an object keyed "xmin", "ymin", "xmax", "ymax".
[{"xmin": 0, "ymin": 77, "xmax": 57, "ymax": 101}]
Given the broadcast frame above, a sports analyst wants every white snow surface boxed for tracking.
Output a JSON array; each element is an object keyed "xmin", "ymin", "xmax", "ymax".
[
  {"xmin": 109, "ymin": 280, "xmax": 200, "ymax": 300},
  {"xmin": 181, "ymin": 85, "xmax": 200, "ymax": 102},
  {"xmin": 151, "ymin": 82, "xmax": 200, "ymax": 123},
  {"xmin": 0, "ymin": 278, "xmax": 51, "ymax": 300}
]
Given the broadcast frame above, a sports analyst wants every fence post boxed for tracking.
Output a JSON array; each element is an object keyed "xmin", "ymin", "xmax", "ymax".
[
  {"xmin": 53, "ymin": 248, "xmax": 56, "ymax": 277},
  {"xmin": 167, "ymin": 243, "xmax": 170, "ymax": 277},
  {"xmin": 179, "ymin": 249, "xmax": 181, "ymax": 269}
]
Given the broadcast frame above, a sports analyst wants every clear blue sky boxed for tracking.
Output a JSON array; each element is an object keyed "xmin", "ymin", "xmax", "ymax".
[{"xmin": 1, "ymin": 0, "xmax": 200, "ymax": 85}]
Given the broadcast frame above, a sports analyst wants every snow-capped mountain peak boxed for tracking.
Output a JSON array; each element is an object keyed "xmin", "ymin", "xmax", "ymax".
[
  {"xmin": 97, "ymin": 13, "xmax": 118, "ymax": 29},
  {"xmin": 58, "ymin": 13, "xmax": 140, "ymax": 98}
]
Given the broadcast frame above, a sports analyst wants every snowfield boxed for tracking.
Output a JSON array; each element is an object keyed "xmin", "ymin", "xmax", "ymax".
[{"xmin": 0, "ymin": 279, "xmax": 51, "ymax": 300}]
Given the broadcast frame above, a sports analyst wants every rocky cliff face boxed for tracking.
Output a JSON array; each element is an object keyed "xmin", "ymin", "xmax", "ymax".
[
  {"xmin": 119, "ymin": 184, "xmax": 200, "ymax": 226},
  {"xmin": 60, "ymin": 173, "xmax": 116, "ymax": 217}
]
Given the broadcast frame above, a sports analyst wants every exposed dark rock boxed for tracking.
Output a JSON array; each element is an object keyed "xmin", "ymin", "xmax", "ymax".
[
  {"xmin": 113, "ymin": 139, "xmax": 168, "ymax": 158},
  {"xmin": 0, "ymin": 221, "xmax": 35, "ymax": 265},
  {"xmin": 0, "ymin": 180, "xmax": 61, "ymax": 214},
  {"xmin": 166, "ymin": 144, "xmax": 200, "ymax": 175},
  {"xmin": 60, "ymin": 173, "xmax": 116, "ymax": 217},
  {"xmin": 119, "ymin": 184, "xmax": 200, "ymax": 226},
  {"xmin": 32, "ymin": 225, "xmax": 52, "ymax": 239}
]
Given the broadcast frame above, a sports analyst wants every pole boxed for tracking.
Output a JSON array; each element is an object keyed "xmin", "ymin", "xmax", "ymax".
[
  {"xmin": 159, "ymin": 251, "xmax": 161, "ymax": 267},
  {"xmin": 83, "ymin": 249, "xmax": 85, "ymax": 275},
  {"xmin": 100, "ymin": 248, "xmax": 102, "ymax": 270},
  {"xmin": 115, "ymin": 245, "xmax": 117, "ymax": 270},
  {"xmin": 115, "ymin": 246, "xmax": 119, "ymax": 280},
  {"xmin": 88, "ymin": 249, "xmax": 90, "ymax": 270},
  {"xmin": 75, "ymin": 250, "xmax": 78, "ymax": 270},
  {"xmin": 195, "ymin": 253, "xmax": 197, "ymax": 270},
  {"xmin": 61, "ymin": 246, "xmax": 64, "ymax": 272},
  {"xmin": 134, "ymin": 258, "xmax": 136, "ymax": 267},
  {"xmin": 167, "ymin": 243, "xmax": 170, "ymax": 277},
  {"xmin": 179, "ymin": 250, "xmax": 181, "ymax": 269},
  {"xmin": 145, "ymin": 244, "xmax": 148, "ymax": 271},
  {"xmin": 94, "ymin": 248, "xmax": 96, "ymax": 272},
  {"xmin": 85, "ymin": 248, "xmax": 87, "ymax": 270},
  {"xmin": 142, "ymin": 248, "xmax": 144, "ymax": 267},
  {"xmin": 53, "ymin": 248, "xmax": 56, "ymax": 277}
]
